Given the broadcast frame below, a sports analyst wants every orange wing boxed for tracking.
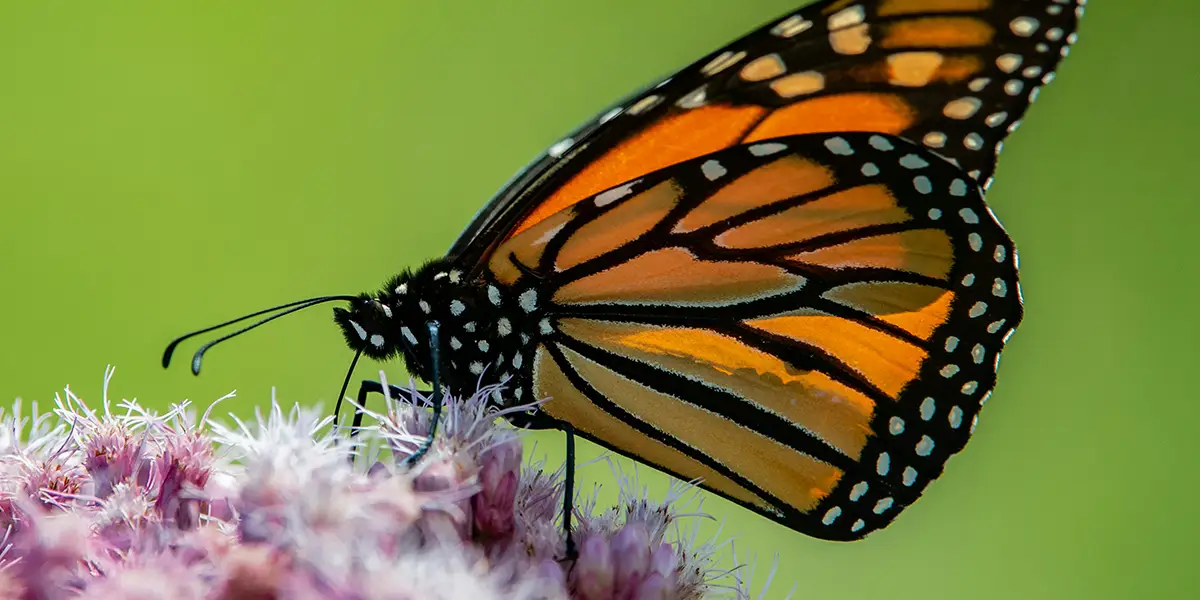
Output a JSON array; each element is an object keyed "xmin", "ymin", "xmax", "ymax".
[
  {"xmin": 450, "ymin": 0, "xmax": 1084, "ymax": 273},
  {"xmin": 490, "ymin": 132, "xmax": 1022, "ymax": 540}
]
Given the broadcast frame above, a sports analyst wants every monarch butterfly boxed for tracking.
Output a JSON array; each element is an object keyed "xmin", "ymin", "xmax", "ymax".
[{"xmin": 165, "ymin": 0, "xmax": 1083, "ymax": 543}]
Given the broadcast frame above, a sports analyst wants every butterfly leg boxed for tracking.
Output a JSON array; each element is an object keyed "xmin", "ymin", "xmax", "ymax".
[
  {"xmin": 402, "ymin": 321, "xmax": 443, "ymax": 468},
  {"xmin": 347, "ymin": 321, "xmax": 443, "ymax": 468},
  {"xmin": 350, "ymin": 380, "xmax": 434, "ymax": 430},
  {"xmin": 561, "ymin": 422, "xmax": 578, "ymax": 562}
]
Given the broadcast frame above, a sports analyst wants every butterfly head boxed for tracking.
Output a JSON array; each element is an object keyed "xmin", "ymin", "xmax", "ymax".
[
  {"xmin": 332, "ymin": 260, "xmax": 485, "ymax": 385},
  {"xmin": 332, "ymin": 291, "xmax": 407, "ymax": 362}
]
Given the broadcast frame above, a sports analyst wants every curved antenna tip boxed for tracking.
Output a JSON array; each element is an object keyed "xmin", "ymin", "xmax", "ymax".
[
  {"xmin": 191, "ymin": 353, "xmax": 203, "ymax": 376},
  {"xmin": 162, "ymin": 344, "xmax": 178, "ymax": 369}
]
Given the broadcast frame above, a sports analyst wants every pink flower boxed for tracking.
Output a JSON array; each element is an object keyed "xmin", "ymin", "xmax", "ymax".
[
  {"xmin": 0, "ymin": 368, "xmax": 773, "ymax": 599},
  {"xmin": 473, "ymin": 435, "xmax": 522, "ymax": 540}
]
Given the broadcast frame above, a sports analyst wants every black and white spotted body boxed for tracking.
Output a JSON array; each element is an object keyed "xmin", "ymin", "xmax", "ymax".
[{"xmin": 333, "ymin": 260, "xmax": 545, "ymax": 418}]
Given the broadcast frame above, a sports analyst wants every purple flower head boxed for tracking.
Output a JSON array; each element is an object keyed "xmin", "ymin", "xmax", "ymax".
[
  {"xmin": 473, "ymin": 434, "xmax": 522, "ymax": 540},
  {"xmin": 0, "ymin": 368, "xmax": 771, "ymax": 599},
  {"xmin": 5, "ymin": 506, "xmax": 94, "ymax": 597},
  {"xmin": 53, "ymin": 366, "xmax": 146, "ymax": 499}
]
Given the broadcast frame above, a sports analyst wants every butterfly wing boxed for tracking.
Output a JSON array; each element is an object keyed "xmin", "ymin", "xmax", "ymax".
[
  {"xmin": 450, "ymin": 0, "xmax": 1083, "ymax": 274},
  {"xmin": 491, "ymin": 132, "xmax": 1021, "ymax": 540}
]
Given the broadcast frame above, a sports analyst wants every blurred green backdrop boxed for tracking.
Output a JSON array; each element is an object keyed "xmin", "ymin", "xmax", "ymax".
[{"xmin": 2, "ymin": 1, "xmax": 1198, "ymax": 598}]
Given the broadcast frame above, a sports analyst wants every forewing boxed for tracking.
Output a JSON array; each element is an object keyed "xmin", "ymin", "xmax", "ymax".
[{"xmin": 451, "ymin": 0, "xmax": 1083, "ymax": 273}]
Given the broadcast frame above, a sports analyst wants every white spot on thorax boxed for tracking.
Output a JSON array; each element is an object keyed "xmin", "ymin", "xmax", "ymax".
[
  {"xmin": 450, "ymin": 300, "xmax": 465, "ymax": 316},
  {"xmin": 349, "ymin": 320, "xmax": 368, "ymax": 341},
  {"xmin": 369, "ymin": 334, "xmax": 385, "ymax": 348},
  {"xmin": 401, "ymin": 326, "xmax": 418, "ymax": 347}
]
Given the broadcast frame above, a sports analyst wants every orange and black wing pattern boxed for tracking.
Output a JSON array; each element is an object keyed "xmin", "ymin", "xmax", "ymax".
[
  {"xmin": 489, "ymin": 132, "xmax": 1022, "ymax": 540},
  {"xmin": 450, "ymin": 0, "xmax": 1083, "ymax": 272}
]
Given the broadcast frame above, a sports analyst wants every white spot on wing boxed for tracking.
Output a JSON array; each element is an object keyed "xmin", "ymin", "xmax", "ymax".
[
  {"xmin": 749, "ymin": 142, "xmax": 787, "ymax": 156},
  {"xmin": 701, "ymin": 159, "xmax": 727, "ymax": 181},
  {"xmin": 824, "ymin": 136, "xmax": 854, "ymax": 155},
  {"xmin": 595, "ymin": 180, "xmax": 641, "ymax": 207}
]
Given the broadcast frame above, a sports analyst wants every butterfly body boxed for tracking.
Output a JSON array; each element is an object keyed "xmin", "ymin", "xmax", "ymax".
[{"xmin": 334, "ymin": 258, "xmax": 552, "ymax": 425}]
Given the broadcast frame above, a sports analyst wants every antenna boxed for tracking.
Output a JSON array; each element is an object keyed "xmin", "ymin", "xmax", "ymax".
[{"xmin": 162, "ymin": 295, "xmax": 358, "ymax": 375}]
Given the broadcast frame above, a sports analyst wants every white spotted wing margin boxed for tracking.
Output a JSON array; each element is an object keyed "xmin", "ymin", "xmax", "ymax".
[{"xmin": 529, "ymin": 132, "xmax": 1023, "ymax": 541}]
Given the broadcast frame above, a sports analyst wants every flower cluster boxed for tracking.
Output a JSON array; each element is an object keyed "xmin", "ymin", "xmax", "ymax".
[{"xmin": 0, "ymin": 368, "xmax": 766, "ymax": 599}]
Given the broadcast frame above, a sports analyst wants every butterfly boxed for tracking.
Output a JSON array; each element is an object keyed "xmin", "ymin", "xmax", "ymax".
[{"xmin": 165, "ymin": 0, "xmax": 1084, "ymax": 542}]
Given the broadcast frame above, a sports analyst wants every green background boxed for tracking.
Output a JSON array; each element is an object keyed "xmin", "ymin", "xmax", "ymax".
[{"xmin": 2, "ymin": 1, "xmax": 1197, "ymax": 598}]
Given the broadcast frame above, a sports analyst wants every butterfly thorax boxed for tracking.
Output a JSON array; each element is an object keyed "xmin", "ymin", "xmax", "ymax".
[{"xmin": 333, "ymin": 259, "xmax": 545, "ymax": 408}]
